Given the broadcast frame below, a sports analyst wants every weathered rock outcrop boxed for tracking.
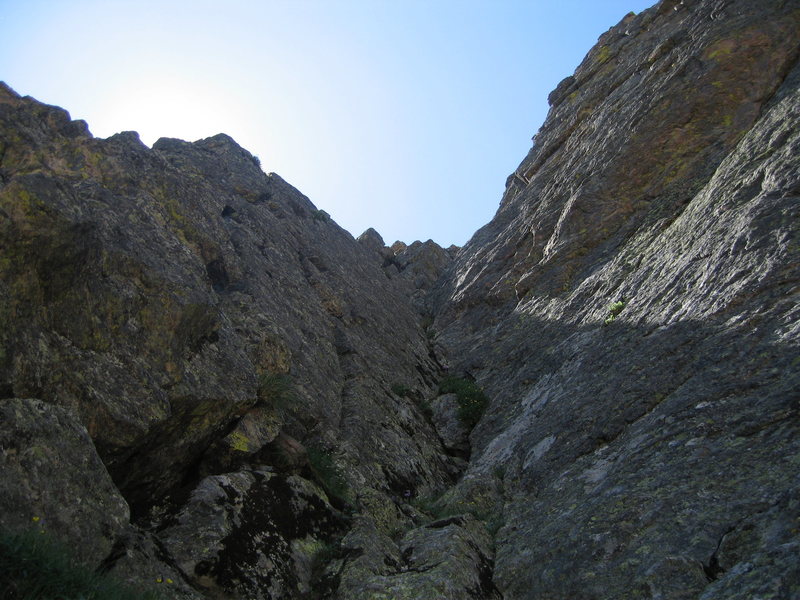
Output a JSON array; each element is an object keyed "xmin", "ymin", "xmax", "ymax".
[
  {"xmin": 0, "ymin": 81, "xmax": 461, "ymax": 597},
  {"xmin": 357, "ymin": 228, "xmax": 457, "ymax": 314},
  {"xmin": 0, "ymin": 0, "xmax": 798, "ymax": 598},
  {"xmin": 431, "ymin": 0, "xmax": 800, "ymax": 598}
]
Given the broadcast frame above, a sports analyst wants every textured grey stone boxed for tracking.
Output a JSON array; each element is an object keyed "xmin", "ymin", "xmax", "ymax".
[
  {"xmin": 0, "ymin": 80, "xmax": 456, "ymax": 519},
  {"xmin": 429, "ymin": 393, "xmax": 470, "ymax": 457},
  {"xmin": 0, "ymin": 398, "xmax": 129, "ymax": 567},
  {"xmin": 159, "ymin": 471, "xmax": 346, "ymax": 599},
  {"xmin": 338, "ymin": 514, "xmax": 500, "ymax": 600},
  {"xmin": 431, "ymin": 1, "xmax": 800, "ymax": 598},
  {"xmin": 105, "ymin": 526, "xmax": 204, "ymax": 600},
  {"xmin": 1, "ymin": 0, "xmax": 799, "ymax": 598}
]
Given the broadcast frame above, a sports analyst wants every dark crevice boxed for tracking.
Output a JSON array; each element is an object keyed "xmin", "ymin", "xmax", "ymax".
[
  {"xmin": 703, "ymin": 526, "xmax": 735, "ymax": 582},
  {"xmin": 172, "ymin": 415, "xmax": 247, "ymax": 490},
  {"xmin": 205, "ymin": 258, "xmax": 230, "ymax": 292},
  {"xmin": 0, "ymin": 143, "xmax": 7, "ymax": 184},
  {"xmin": 310, "ymin": 545, "xmax": 361, "ymax": 599},
  {"xmin": 97, "ymin": 537, "xmax": 129, "ymax": 574},
  {"xmin": 471, "ymin": 553, "xmax": 504, "ymax": 599},
  {"xmin": 115, "ymin": 401, "xmax": 254, "ymax": 525},
  {"xmin": 703, "ymin": 554, "xmax": 724, "ymax": 582},
  {"xmin": 381, "ymin": 464, "xmax": 420, "ymax": 500},
  {"xmin": 397, "ymin": 545, "xmax": 443, "ymax": 575},
  {"xmin": 442, "ymin": 444, "xmax": 471, "ymax": 463},
  {"xmin": 425, "ymin": 515, "xmax": 467, "ymax": 529}
]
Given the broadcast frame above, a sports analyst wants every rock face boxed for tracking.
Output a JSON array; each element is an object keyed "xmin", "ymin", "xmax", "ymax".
[
  {"xmin": 357, "ymin": 228, "xmax": 457, "ymax": 314},
  {"xmin": 431, "ymin": 0, "xmax": 800, "ymax": 598},
  {"xmin": 0, "ymin": 0, "xmax": 799, "ymax": 598},
  {"xmin": 337, "ymin": 514, "xmax": 501, "ymax": 600},
  {"xmin": 0, "ymin": 398, "xmax": 129, "ymax": 567},
  {"xmin": 0, "ymin": 81, "xmax": 458, "ymax": 596},
  {"xmin": 158, "ymin": 471, "xmax": 346, "ymax": 599}
]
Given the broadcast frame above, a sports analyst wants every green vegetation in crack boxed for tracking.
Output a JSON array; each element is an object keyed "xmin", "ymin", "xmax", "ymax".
[
  {"xmin": 306, "ymin": 445, "xmax": 353, "ymax": 508},
  {"xmin": 438, "ymin": 376, "xmax": 489, "ymax": 429},
  {"xmin": 257, "ymin": 372, "xmax": 296, "ymax": 412},
  {"xmin": 0, "ymin": 528, "xmax": 166, "ymax": 600},
  {"xmin": 603, "ymin": 298, "xmax": 627, "ymax": 325},
  {"xmin": 311, "ymin": 208, "xmax": 330, "ymax": 222},
  {"xmin": 390, "ymin": 382, "xmax": 412, "ymax": 398}
]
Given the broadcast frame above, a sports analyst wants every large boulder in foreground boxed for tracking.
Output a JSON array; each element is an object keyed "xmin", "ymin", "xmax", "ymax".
[{"xmin": 159, "ymin": 470, "xmax": 347, "ymax": 599}]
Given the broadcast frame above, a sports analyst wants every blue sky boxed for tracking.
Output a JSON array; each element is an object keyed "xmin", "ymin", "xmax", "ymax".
[{"xmin": 0, "ymin": 0, "xmax": 654, "ymax": 247}]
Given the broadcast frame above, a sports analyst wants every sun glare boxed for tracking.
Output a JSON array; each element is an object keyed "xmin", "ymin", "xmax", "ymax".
[{"xmin": 92, "ymin": 78, "xmax": 244, "ymax": 147}]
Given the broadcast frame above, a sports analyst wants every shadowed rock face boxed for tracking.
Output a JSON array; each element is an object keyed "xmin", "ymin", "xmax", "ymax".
[
  {"xmin": 0, "ymin": 83, "xmax": 455, "ymax": 515},
  {"xmin": 0, "ymin": 398, "xmax": 129, "ymax": 566},
  {"xmin": 0, "ymin": 80, "xmax": 460, "ymax": 596},
  {"xmin": 0, "ymin": 0, "xmax": 798, "ymax": 598}
]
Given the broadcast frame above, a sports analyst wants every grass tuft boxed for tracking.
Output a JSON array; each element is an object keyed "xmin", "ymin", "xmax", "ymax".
[
  {"xmin": 257, "ymin": 372, "xmax": 296, "ymax": 411},
  {"xmin": 0, "ymin": 528, "xmax": 165, "ymax": 599},
  {"xmin": 390, "ymin": 383, "xmax": 411, "ymax": 397},
  {"xmin": 603, "ymin": 299, "xmax": 627, "ymax": 325}
]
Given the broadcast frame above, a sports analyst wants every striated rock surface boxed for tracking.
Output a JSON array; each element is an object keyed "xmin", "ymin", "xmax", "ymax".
[
  {"xmin": 1, "ymin": 0, "xmax": 799, "ymax": 598},
  {"xmin": 0, "ymin": 77, "xmax": 456, "ymax": 505},
  {"xmin": 432, "ymin": 0, "xmax": 800, "ymax": 598}
]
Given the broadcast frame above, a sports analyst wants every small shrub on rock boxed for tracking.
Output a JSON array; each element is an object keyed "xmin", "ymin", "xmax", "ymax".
[
  {"xmin": 311, "ymin": 209, "xmax": 330, "ymax": 222},
  {"xmin": 603, "ymin": 299, "xmax": 627, "ymax": 325},
  {"xmin": 390, "ymin": 382, "xmax": 411, "ymax": 397},
  {"xmin": 438, "ymin": 376, "xmax": 488, "ymax": 429}
]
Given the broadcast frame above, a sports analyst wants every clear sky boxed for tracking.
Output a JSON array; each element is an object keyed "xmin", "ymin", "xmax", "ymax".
[{"xmin": 0, "ymin": 0, "xmax": 654, "ymax": 247}]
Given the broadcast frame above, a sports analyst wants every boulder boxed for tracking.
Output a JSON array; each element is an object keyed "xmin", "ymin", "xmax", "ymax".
[
  {"xmin": 159, "ymin": 470, "xmax": 347, "ymax": 599},
  {"xmin": 429, "ymin": 393, "xmax": 470, "ymax": 457},
  {"xmin": 0, "ymin": 398, "xmax": 129, "ymax": 567}
]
